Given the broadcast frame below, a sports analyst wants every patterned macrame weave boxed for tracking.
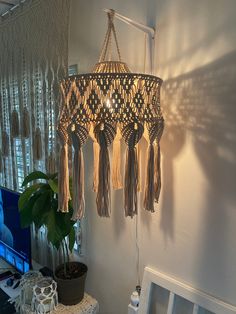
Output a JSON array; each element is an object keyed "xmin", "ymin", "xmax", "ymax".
[
  {"xmin": 58, "ymin": 10, "xmax": 164, "ymax": 218},
  {"xmin": 0, "ymin": 0, "xmax": 70, "ymax": 191}
]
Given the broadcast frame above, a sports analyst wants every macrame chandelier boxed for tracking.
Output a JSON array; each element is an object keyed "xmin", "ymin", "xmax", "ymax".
[{"xmin": 57, "ymin": 10, "xmax": 164, "ymax": 220}]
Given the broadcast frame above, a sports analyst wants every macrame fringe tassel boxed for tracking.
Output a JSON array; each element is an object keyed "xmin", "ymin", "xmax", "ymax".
[
  {"xmin": 143, "ymin": 144, "xmax": 155, "ymax": 212},
  {"xmin": 11, "ymin": 109, "xmax": 20, "ymax": 138},
  {"xmin": 112, "ymin": 131, "xmax": 123, "ymax": 189},
  {"xmin": 48, "ymin": 152, "xmax": 56, "ymax": 174},
  {"xmin": 154, "ymin": 142, "xmax": 161, "ymax": 203},
  {"xmin": 96, "ymin": 145, "xmax": 110, "ymax": 217},
  {"xmin": 72, "ymin": 148, "xmax": 85, "ymax": 220},
  {"xmin": 93, "ymin": 141, "xmax": 100, "ymax": 192},
  {"xmin": 124, "ymin": 147, "xmax": 138, "ymax": 217},
  {"xmin": 58, "ymin": 143, "xmax": 70, "ymax": 212},
  {"xmin": 1, "ymin": 131, "xmax": 9, "ymax": 157},
  {"xmin": 136, "ymin": 142, "xmax": 142, "ymax": 192},
  {"xmin": 34, "ymin": 127, "xmax": 43, "ymax": 160},
  {"xmin": 22, "ymin": 107, "xmax": 30, "ymax": 138}
]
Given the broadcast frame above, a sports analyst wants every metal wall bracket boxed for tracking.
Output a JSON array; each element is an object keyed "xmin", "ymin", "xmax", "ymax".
[{"xmin": 103, "ymin": 8, "xmax": 156, "ymax": 74}]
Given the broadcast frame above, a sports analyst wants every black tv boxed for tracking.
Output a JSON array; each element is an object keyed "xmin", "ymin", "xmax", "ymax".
[{"xmin": 0, "ymin": 186, "xmax": 31, "ymax": 273}]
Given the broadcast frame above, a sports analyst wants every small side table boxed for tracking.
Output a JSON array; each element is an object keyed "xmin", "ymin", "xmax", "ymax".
[
  {"xmin": 52, "ymin": 293, "xmax": 99, "ymax": 314},
  {"xmin": 20, "ymin": 293, "xmax": 98, "ymax": 314}
]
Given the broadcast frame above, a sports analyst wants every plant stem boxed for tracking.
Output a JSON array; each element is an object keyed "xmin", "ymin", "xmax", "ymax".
[
  {"xmin": 64, "ymin": 238, "xmax": 70, "ymax": 266},
  {"xmin": 62, "ymin": 241, "xmax": 67, "ymax": 276}
]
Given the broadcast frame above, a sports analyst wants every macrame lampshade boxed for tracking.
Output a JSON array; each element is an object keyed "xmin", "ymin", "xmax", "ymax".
[{"xmin": 58, "ymin": 10, "xmax": 164, "ymax": 219}]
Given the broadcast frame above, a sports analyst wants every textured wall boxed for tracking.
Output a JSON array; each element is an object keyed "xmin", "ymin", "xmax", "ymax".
[{"xmin": 69, "ymin": 0, "xmax": 236, "ymax": 313}]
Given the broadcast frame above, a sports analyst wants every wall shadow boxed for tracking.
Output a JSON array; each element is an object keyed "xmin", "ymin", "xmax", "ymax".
[{"xmin": 161, "ymin": 50, "xmax": 236, "ymax": 302}]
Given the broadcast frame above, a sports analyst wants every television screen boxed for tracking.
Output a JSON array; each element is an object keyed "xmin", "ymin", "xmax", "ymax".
[{"xmin": 0, "ymin": 187, "xmax": 31, "ymax": 273}]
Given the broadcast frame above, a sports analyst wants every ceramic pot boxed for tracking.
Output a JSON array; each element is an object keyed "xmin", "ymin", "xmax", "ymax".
[{"xmin": 54, "ymin": 262, "xmax": 87, "ymax": 305}]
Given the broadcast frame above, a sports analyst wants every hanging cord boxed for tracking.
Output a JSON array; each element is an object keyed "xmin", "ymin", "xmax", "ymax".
[
  {"xmin": 143, "ymin": 33, "xmax": 147, "ymax": 73},
  {"xmin": 21, "ymin": 50, "xmax": 31, "ymax": 139},
  {"xmin": 33, "ymin": 63, "xmax": 43, "ymax": 161},
  {"xmin": 135, "ymin": 214, "xmax": 141, "ymax": 286},
  {"xmin": 132, "ymin": 63, "xmax": 144, "ymax": 287},
  {"xmin": 99, "ymin": 9, "xmax": 122, "ymax": 62}
]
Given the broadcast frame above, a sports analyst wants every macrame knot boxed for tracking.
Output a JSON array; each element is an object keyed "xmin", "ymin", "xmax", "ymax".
[
  {"xmin": 69, "ymin": 123, "xmax": 89, "ymax": 221},
  {"xmin": 58, "ymin": 123, "xmax": 69, "ymax": 146},
  {"xmin": 57, "ymin": 123, "xmax": 70, "ymax": 213},
  {"xmin": 107, "ymin": 9, "xmax": 115, "ymax": 24},
  {"xmin": 94, "ymin": 122, "xmax": 116, "ymax": 217},
  {"xmin": 69, "ymin": 123, "xmax": 89, "ymax": 148},
  {"xmin": 112, "ymin": 127, "xmax": 123, "ymax": 190},
  {"xmin": 122, "ymin": 122, "xmax": 144, "ymax": 217},
  {"xmin": 149, "ymin": 117, "xmax": 164, "ymax": 143},
  {"xmin": 122, "ymin": 122, "xmax": 144, "ymax": 148},
  {"xmin": 145, "ymin": 118, "xmax": 165, "ymax": 209},
  {"xmin": 94, "ymin": 122, "xmax": 116, "ymax": 147}
]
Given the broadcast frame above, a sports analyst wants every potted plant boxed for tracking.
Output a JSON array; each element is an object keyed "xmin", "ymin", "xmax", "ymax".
[{"xmin": 18, "ymin": 170, "xmax": 87, "ymax": 305}]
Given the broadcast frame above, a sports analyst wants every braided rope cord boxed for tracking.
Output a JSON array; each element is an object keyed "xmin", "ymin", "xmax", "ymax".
[{"xmin": 99, "ymin": 10, "xmax": 122, "ymax": 63}]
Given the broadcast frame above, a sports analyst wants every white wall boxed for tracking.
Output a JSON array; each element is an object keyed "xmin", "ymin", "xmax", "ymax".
[{"xmin": 69, "ymin": 0, "xmax": 236, "ymax": 313}]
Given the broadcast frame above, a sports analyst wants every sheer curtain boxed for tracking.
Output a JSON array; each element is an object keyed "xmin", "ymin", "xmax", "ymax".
[{"xmin": 0, "ymin": 0, "xmax": 71, "ymax": 269}]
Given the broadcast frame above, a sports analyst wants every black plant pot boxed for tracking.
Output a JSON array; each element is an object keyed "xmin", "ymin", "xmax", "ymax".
[{"xmin": 54, "ymin": 261, "xmax": 88, "ymax": 305}]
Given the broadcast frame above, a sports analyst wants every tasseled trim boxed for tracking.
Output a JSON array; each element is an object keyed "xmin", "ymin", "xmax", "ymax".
[
  {"xmin": 48, "ymin": 152, "xmax": 56, "ymax": 174},
  {"xmin": 143, "ymin": 144, "xmax": 155, "ymax": 212},
  {"xmin": 0, "ymin": 150, "xmax": 2, "ymax": 173},
  {"xmin": 34, "ymin": 127, "xmax": 43, "ymax": 160},
  {"xmin": 136, "ymin": 142, "xmax": 141, "ymax": 192},
  {"xmin": 112, "ymin": 128, "xmax": 123, "ymax": 189},
  {"xmin": 22, "ymin": 107, "xmax": 30, "ymax": 138},
  {"xmin": 154, "ymin": 142, "xmax": 161, "ymax": 203},
  {"xmin": 93, "ymin": 141, "xmax": 100, "ymax": 192},
  {"xmin": 11, "ymin": 109, "xmax": 20, "ymax": 138},
  {"xmin": 94, "ymin": 123, "xmax": 116, "ymax": 217},
  {"xmin": 58, "ymin": 142, "xmax": 70, "ymax": 212},
  {"xmin": 122, "ymin": 122, "xmax": 144, "ymax": 218},
  {"xmin": 124, "ymin": 146, "xmax": 138, "ymax": 217},
  {"xmin": 97, "ymin": 144, "xmax": 110, "ymax": 217},
  {"xmin": 1, "ymin": 131, "xmax": 9, "ymax": 157},
  {"xmin": 147, "ymin": 118, "xmax": 164, "ymax": 205},
  {"xmin": 89, "ymin": 126, "xmax": 100, "ymax": 193},
  {"xmin": 72, "ymin": 147, "xmax": 85, "ymax": 220},
  {"xmin": 70, "ymin": 124, "xmax": 88, "ymax": 221}
]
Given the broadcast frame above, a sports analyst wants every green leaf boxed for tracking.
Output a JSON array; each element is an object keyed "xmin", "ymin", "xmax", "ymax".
[
  {"xmin": 46, "ymin": 209, "xmax": 64, "ymax": 249},
  {"xmin": 19, "ymin": 194, "xmax": 39, "ymax": 228},
  {"xmin": 22, "ymin": 171, "xmax": 49, "ymax": 187},
  {"xmin": 32, "ymin": 191, "xmax": 51, "ymax": 228},
  {"xmin": 48, "ymin": 173, "xmax": 58, "ymax": 180},
  {"xmin": 18, "ymin": 183, "xmax": 43, "ymax": 210},
  {"xmin": 48, "ymin": 179, "xmax": 58, "ymax": 193},
  {"xmin": 68, "ymin": 227, "xmax": 76, "ymax": 252},
  {"xmin": 45, "ymin": 205, "xmax": 75, "ymax": 249}
]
